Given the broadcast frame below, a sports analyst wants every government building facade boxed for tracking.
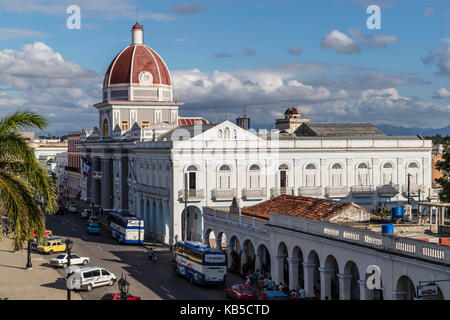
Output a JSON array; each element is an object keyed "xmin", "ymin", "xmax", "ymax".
[{"xmin": 79, "ymin": 23, "xmax": 434, "ymax": 246}]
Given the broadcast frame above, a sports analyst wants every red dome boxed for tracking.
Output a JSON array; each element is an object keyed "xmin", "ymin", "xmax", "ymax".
[
  {"xmin": 104, "ymin": 44, "xmax": 172, "ymax": 88},
  {"xmin": 132, "ymin": 22, "xmax": 143, "ymax": 30},
  {"xmin": 285, "ymin": 107, "xmax": 300, "ymax": 115}
]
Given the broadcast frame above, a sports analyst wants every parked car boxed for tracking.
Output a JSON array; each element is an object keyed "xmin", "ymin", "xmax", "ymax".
[
  {"xmin": 50, "ymin": 253, "xmax": 90, "ymax": 268},
  {"xmin": 67, "ymin": 266, "xmax": 116, "ymax": 292},
  {"xmin": 225, "ymin": 284, "xmax": 258, "ymax": 300},
  {"xmin": 68, "ymin": 204, "xmax": 78, "ymax": 213},
  {"xmin": 100, "ymin": 292, "xmax": 141, "ymax": 300},
  {"xmin": 89, "ymin": 215, "xmax": 99, "ymax": 224},
  {"xmin": 87, "ymin": 223, "xmax": 101, "ymax": 234},
  {"xmin": 261, "ymin": 290, "xmax": 289, "ymax": 300},
  {"xmin": 82, "ymin": 209, "xmax": 92, "ymax": 219},
  {"xmin": 37, "ymin": 238, "xmax": 67, "ymax": 254}
]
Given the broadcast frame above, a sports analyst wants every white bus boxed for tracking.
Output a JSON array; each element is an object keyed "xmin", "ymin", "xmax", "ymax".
[
  {"xmin": 172, "ymin": 241, "xmax": 227, "ymax": 285},
  {"xmin": 107, "ymin": 211, "xmax": 144, "ymax": 244}
]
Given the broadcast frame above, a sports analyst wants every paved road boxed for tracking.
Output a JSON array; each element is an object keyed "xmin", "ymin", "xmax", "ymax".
[{"xmin": 42, "ymin": 211, "xmax": 238, "ymax": 300}]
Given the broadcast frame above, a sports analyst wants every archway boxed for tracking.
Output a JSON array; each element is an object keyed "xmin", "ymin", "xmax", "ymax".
[
  {"xmin": 256, "ymin": 244, "xmax": 271, "ymax": 276},
  {"xmin": 157, "ymin": 202, "xmax": 164, "ymax": 238},
  {"xmin": 205, "ymin": 229, "xmax": 216, "ymax": 248},
  {"xmin": 228, "ymin": 235, "xmax": 241, "ymax": 274},
  {"xmin": 277, "ymin": 242, "xmax": 289, "ymax": 287},
  {"xmin": 307, "ymin": 250, "xmax": 320, "ymax": 298},
  {"xmin": 145, "ymin": 199, "xmax": 150, "ymax": 233},
  {"xmin": 216, "ymin": 232, "xmax": 227, "ymax": 251},
  {"xmin": 343, "ymin": 261, "xmax": 360, "ymax": 300},
  {"xmin": 181, "ymin": 206, "xmax": 202, "ymax": 241},
  {"xmin": 292, "ymin": 246, "xmax": 304, "ymax": 290},
  {"xmin": 324, "ymin": 255, "xmax": 340, "ymax": 300},
  {"xmin": 242, "ymin": 239, "xmax": 256, "ymax": 275},
  {"xmin": 396, "ymin": 275, "xmax": 416, "ymax": 300},
  {"xmin": 151, "ymin": 201, "xmax": 157, "ymax": 233}
]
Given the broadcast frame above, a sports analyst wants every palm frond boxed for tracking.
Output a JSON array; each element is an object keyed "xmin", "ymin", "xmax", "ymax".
[{"xmin": 0, "ymin": 110, "xmax": 48, "ymax": 135}]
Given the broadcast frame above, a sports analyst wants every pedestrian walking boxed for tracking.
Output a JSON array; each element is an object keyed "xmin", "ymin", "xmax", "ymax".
[
  {"xmin": 267, "ymin": 277, "xmax": 273, "ymax": 290},
  {"xmin": 298, "ymin": 287, "xmax": 306, "ymax": 300}
]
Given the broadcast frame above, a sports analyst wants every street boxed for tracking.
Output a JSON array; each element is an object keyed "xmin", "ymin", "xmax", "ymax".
[{"xmin": 41, "ymin": 210, "xmax": 237, "ymax": 300}]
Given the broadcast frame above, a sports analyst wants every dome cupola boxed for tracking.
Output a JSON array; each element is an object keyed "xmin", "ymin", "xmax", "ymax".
[{"xmin": 102, "ymin": 23, "xmax": 172, "ymax": 102}]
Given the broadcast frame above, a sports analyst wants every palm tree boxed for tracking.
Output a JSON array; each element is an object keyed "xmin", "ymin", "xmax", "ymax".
[{"xmin": 0, "ymin": 110, "xmax": 57, "ymax": 250}]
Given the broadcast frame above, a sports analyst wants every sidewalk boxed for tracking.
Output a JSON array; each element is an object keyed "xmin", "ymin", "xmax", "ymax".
[{"xmin": 0, "ymin": 236, "xmax": 82, "ymax": 300}]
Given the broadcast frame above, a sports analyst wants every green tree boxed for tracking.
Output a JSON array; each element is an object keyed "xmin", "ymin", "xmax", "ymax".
[
  {"xmin": 436, "ymin": 141, "xmax": 450, "ymax": 202},
  {"xmin": 0, "ymin": 110, "xmax": 57, "ymax": 250}
]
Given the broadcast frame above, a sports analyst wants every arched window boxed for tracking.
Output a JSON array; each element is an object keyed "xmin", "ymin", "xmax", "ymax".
[
  {"xmin": 248, "ymin": 164, "xmax": 261, "ymax": 189},
  {"xmin": 186, "ymin": 165, "xmax": 198, "ymax": 190},
  {"xmin": 330, "ymin": 163, "xmax": 343, "ymax": 187},
  {"xmin": 218, "ymin": 129, "xmax": 222, "ymax": 139},
  {"xmin": 218, "ymin": 164, "xmax": 231, "ymax": 189},
  {"xmin": 224, "ymin": 127, "xmax": 230, "ymax": 139},
  {"xmin": 102, "ymin": 118, "xmax": 109, "ymax": 137},
  {"xmin": 304, "ymin": 163, "xmax": 317, "ymax": 187},
  {"xmin": 356, "ymin": 162, "xmax": 370, "ymax": 186},
  {"xmin": 381, "ymin": 162, "xmax": 394, "ymax": 185},
  {"xmin": 407, "ymin": 162, "xmax": 419, "ymax": 185},
  {"xmin": 278, "ymin": 164, "xmax": 289, "ymax": 189}
]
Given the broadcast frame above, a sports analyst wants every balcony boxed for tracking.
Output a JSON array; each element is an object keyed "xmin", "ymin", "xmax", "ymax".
[
  {"xmin": 270, "ymin": 187, "xmax": 295, "ymax": 198},
  {"xmin": 376, "ymin": 184, "xmax": 399, "ymax": 197},
  {"xmin": 401, "ymin": 184, "xmax": 426, "ymax": 196},
  {"xmin": 429, "ymin": 188, "xmax": 441, "ymax": 199},
  {"xmin": 351, "ymin": 185, "xmax": 375, "ymax": 197},
  {"xmin": 93, "ymin": 171, "xmax": 102, "ymax": 179},
  {"xmin": 242, "ymin": 188, "xmax": 267, "ymax": 200},
  {"xmin": 178, "ymin": 189, "xmax": 205, "ymax": 202},
  {"xmin": 298, "ymin": 186, "xmax": 323, "ymax": 197},
  {"xmin": 212, "ymin": 188, "xmax": 236, "ymax": 201},
  {"xmin": 64, "ymin": 166, "xmax": 80, "ymax": 174},
  {"xmin": 324, "ymin": 186, "xmax": 348, "ymax": 198}
]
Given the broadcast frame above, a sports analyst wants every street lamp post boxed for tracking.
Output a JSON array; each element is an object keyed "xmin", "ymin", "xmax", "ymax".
[
  {"xmin": 65, "ymin": 238, "xmax": 73, "ymax": 301},
  {"xmin": 118, "ymin": 274, "xmax": 130, "ymax": 300},
  {"xmin": 26, "ymin": 239, "xmax": 33, "ymax": 270}
]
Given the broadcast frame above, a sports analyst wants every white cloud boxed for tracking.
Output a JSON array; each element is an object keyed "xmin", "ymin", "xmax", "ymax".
[
  {"xmin": 321, "ymin": 30, "xmax": 361, "ymax": 54},
  {"xmin": 0, "ymin": 28, "xmax": 47, "ymax": 40},
  {"xmin": 349, "ymin": 28, "xmax": 399, "ymax": 48},
  {"xmin": 424, "ymin": 38, "xmax": 450, "ymax": 76},
  {"xmin": 433, "ymin": 87, "xmax": 450, "ymax": 99}
]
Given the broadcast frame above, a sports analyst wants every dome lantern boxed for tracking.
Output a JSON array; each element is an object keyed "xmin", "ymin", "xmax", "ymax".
[{"xmin": 131, "ymin": 22, "xmax": 143, "ymax": 45}]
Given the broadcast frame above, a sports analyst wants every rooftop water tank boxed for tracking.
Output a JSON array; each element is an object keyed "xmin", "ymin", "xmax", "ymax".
[
  {"xmin": 382, "ymin": 223, "xmax": 394, "ymax": 235},
  {"xmin": 391, "ymin": 207, "xmax": 404, "ymax": 220}
]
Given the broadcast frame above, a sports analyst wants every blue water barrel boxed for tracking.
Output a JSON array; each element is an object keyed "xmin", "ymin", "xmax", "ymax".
[
  {"xmin": 382, "ymin": 223, "xmax": 394, "ymax": 235},
  {"xmin": 391, "ymin": 207, "xmax": 404, "ymax": 219}
]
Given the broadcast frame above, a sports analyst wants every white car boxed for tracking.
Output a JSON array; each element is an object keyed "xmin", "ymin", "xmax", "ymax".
[
  {"xmin": 67, "ymin": 266, "xmax": 116, "ymax": 292},
  {"xmin": 82, "ymin": 209, "xmax": 92, "ymax": 219},
  {"xmin": 50, "ymin": 253, "xmax": 90, "ymax": 268},
  {"xmin": 68, "ymin": 205, "xmax": 78, "ymax": 213}
]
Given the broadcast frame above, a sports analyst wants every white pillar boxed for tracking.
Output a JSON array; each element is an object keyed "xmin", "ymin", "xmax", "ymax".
[
  {"xmin": 303, "ymin": 263, "xmax": 315, "ymax": 298},
  {"xmin": 266, "ymin": 160, "xmax": 273, "ymax": 199},
  {"xmin": 320, "ymin": 158, "xmax": 327, "ymax": 194},
  {"xmin": 288, "ymin": 258, "xmax": 300, "ymax": 290},
  {"xmin": 358, "ymin": 280, "xmax": 369, "ymax": 300},
  {"xmin": 240, "ymin": 250, "xmax": 248, "ymax": 275},
  {"xmin": 255, "ymin": 252, "xmax": 262, "ymax": 272},
  {"xmin": 346, "ymin": 159, "xmax": 353, "ymax": 201},
  {"xmin": 294, "ymin": 159, "xmax": 301, "ymax": 195},
  {"xmin": 273, "ymin": 254, "xmax": 284, "ymax": 285},
  {"xmin": 337, "ymin": 273, "xmax": 353, "ymax": 300},
  {"xmin": 319, "ymin": 267, "xmax": 332, "ymax": 300}
]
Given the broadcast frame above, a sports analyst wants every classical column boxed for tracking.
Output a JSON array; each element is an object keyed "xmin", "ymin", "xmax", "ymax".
[
  {"xmin": 294, "ymin": 159, "xmax": 301, "ymax": 195},
  {"xmin": 347, "ymin": 159, "xmax": 353, "ymax": 201},
  {"xmin": 86, "ymin": 155, "xmax": 92, "ymax": 202},
  {"xmin": 227, "ymin": 248, "xmax": 233, "ymax": 269},
  {"xmin": 397, "ymin": 158, "xmax": 404, "ymax": 198},
  {"xmin": 254, "ymin": 252, "xmax": 262, "ymax": 272},
  {"xmin": 120, "ymin": 156, "xmax": 129, "ymax": 211},
  {"xmin": 92, "ymin": 157, "xmax": 101, "ymax": 208},
  {"xmin": 266, "ymin": 160, "xmax": 272, "ymax": 199},
  {"xmin": 172, "ymin": 161, "xmax": 181, "ymax": 244},
  {"xmin": 205, "ymin": 160, "xmax": 213, "ymax": 207},
  {"xmin": 302, "ymin": 263, "xmax": 315, "ymax": 298},
  {"xmin": 319, "ymin": 267, "xmax": 332, "ymax": 300},
  {"xmin": 337, "ymin": 273, "xmax": 353, "ymax": 300},
  {"xmin": 101, "ymin": 158, "xmax": 113, "ymax": 211},
  {"xmin": 320, "ymin": 158, "xmax": 327, "ymax": 194},
  {"xmin": 240, "ymin": 249, "xmax": 248, "ymax": 275},
  {"xmin": 358, "ymin": 280, "xmax": 369, "ymax": 300},
  {"xmin": 423, "ymin": 156, "xmax": 431, "ymax": 191},
  {"xmin": 236, "ymin": 160, "xmax": 243, "ymax": 205},
  {"xmin": 288, "ymin": 257, "xmax": 300, "ymax": 290}
]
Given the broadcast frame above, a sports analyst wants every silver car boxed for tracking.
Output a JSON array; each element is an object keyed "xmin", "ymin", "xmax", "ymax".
[{"xmin": 50, "ymin": 253, "xmax": 90, "ymax": 268}]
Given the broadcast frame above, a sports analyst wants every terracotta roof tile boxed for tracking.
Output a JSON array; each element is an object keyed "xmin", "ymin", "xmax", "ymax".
[{"xmin": 241, "ymin": 195, "xmax": 353, "ymax": 222}]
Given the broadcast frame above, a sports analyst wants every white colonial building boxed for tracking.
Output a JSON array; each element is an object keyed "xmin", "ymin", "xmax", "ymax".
[{"xmin": 80, "ymin": 23, "xmax": 435, "ymax": 246}]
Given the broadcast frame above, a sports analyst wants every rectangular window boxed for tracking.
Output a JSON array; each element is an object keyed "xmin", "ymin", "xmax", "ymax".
[
  {"xmin": 141, "ymin": 120, "xmax": 151, "ymax": 128},
  {"xmin": 121, "ymin": 120, "xmax": 129, "ymax": 130}
]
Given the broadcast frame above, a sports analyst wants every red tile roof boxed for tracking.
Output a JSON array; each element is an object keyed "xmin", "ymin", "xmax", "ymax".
[
  {"xmin": 241, "ymin": 195, "xmax": 354, "ymax": 222},
  {"xmin": 178, "ymin": 117, "xmax": 209, "ymax": 126}
]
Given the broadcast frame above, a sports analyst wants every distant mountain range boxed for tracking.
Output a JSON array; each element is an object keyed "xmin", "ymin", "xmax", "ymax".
[{"xmin": 375, "ymin": 124, "xmax": 450, "ymax": 137}]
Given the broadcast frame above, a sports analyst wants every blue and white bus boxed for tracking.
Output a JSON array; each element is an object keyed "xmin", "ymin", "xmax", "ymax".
[
  {"xmin": 172, "ymin": 241, "xmax": 227, "ymax": 285},
  {"xmin": 107, "ymin": 211, "xmax": 144, "ymax": 244}
]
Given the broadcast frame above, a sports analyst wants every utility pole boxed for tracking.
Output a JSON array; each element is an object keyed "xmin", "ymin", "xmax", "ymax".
[{"xmin": 407, "ymin": 173, "xmax": 411, "ymax": 204}]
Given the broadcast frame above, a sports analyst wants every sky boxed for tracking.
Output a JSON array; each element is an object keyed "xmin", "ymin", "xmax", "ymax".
[{"xmin": 0, "ymin": 0, "xmax": 449, "ymax": 135}]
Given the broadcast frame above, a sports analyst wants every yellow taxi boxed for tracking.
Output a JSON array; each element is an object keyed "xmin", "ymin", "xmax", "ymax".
[{"xmin": 37, "ymin": 239, "xmax": 67, "ymax": 254}]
